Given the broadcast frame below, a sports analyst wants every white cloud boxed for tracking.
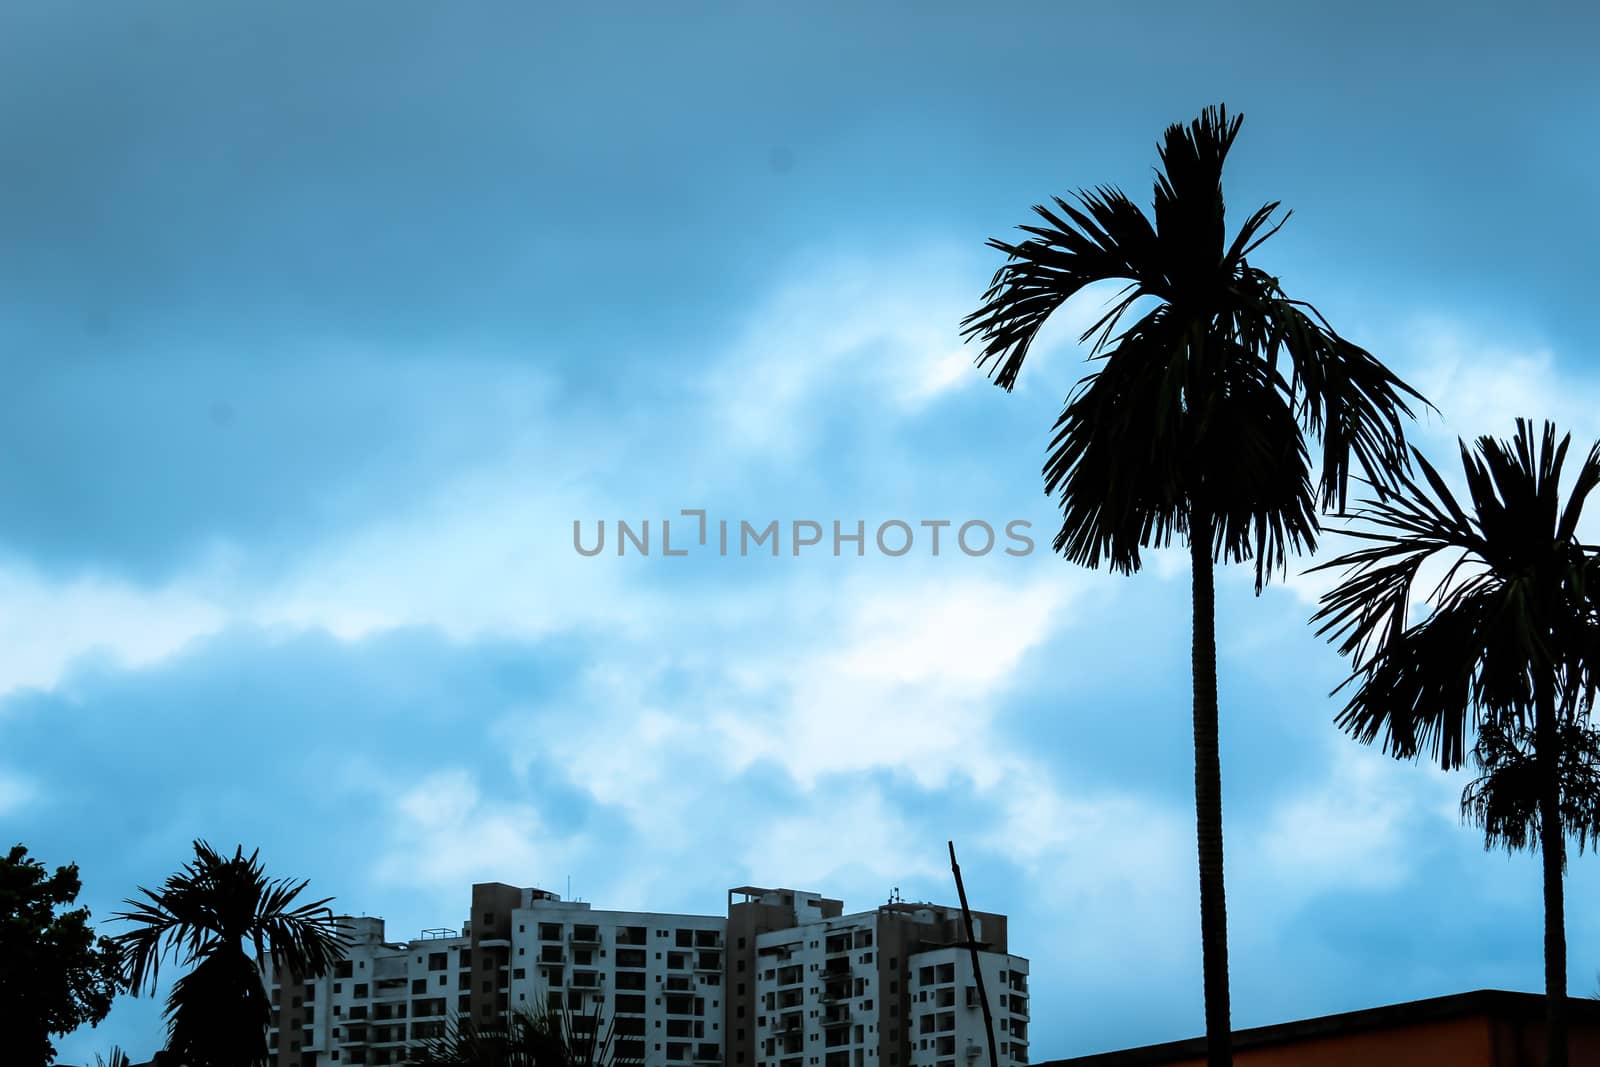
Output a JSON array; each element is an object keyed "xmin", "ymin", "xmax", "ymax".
[
  {"xmin": 1405, "ymin": 319, "xmax": 1599, "ymax": 446},
  {"xmin": 703, "ymin": 244, "xmax": 996, "ymax": 453},
  {"xmin": 740, "ymin": 787, "xmax": 946, "ymax": 887},
  {"xmin": 712, "ymin": 571, "xmax": 1076, "ymax": 790},
  {"xmin": 0, "ymin": 566, "xmax": 226, "ymax": 698},
  {"xmin": 373, "ymin": 769, "xmax": 569, "ymax": 892},
  {"xmin": 0, "ymin": 770, "xmax": 36, "ymax": 816}
]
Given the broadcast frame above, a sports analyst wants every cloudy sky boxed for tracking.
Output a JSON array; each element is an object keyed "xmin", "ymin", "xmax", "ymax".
[{"xmin": 5, "ymin": 1, "xmax": 1600, "ymax": 1061}]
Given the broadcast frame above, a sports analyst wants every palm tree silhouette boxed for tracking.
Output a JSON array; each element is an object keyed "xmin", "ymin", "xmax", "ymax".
[
  {"xmin": 406, "ymin": 1002, "xmax": 643, "ymax": 1067},
  {"xmin": 1313, "ymin": 420, "xmax": 1600, "ymax": 1067},
  {"xmin": 1462, "ymin": 714, "xmax": 1600, "ymax": 859},
  {"xmin": 113, "ymin": 840, "xmax": 350, "ymax": 1067},
  {"xmin": 962, "ymin": 105, "xmax": 1424, "ymax": 1066}
]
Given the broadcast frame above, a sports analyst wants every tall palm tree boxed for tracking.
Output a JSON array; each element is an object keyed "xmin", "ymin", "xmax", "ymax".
[
  {"xmin": 1312, "ymin": 420, "xmax": 1600, "ymax": 1067},
  {"xmin": 961, "ymin": 105, "xmax": 1424, "ymax": 1066},
  {"xmin": 113, "ymin": 841, "xmax": 350, "ymax": 1067}
]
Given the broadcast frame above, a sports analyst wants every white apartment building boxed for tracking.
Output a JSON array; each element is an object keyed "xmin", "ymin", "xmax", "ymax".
[
  {"xmin": 267, "ymin": 883, "xmax": 1027, "ymax": 1067},
  {"xmin": 905, "ymin": 947, "xmax": 1029, "ymax": 1067},
  {"xmin": 749, "ymin": 903, "xmax": 1027, "ymax": 1067}
]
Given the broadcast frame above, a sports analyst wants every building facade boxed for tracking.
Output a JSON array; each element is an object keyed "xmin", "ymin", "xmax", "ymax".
[{"xmin": 266, "ymin": 883, "xmax": 1027, "ymax": 1067}]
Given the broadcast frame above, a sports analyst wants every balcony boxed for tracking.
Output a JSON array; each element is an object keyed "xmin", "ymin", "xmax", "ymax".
[
  {"xmin": 821, "ymin": 1008, "xmax": 851, "ymax": 1029},
  {"xmin": 478, "ymin": 938, "xmax": 511, "ymax": 949},
  {"xmin": 570, "ymin": 927, "xmax": 602, "ymax": 945}
]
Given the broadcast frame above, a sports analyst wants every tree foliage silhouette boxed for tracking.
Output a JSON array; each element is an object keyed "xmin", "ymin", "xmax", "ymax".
[
  {"xmin": 113, "ymin": 841, "xmax": 350, "ymax": 1067},
  {"xmin": 1314, "ymin": 420, "xmax": 1600, "ymax": 1067},
  {"xmin": 962, "ymin": 105, "xmax": 1423, "ymax": 1065},
  {"xmin": 0, "ymin": 843, "xmax": 125, "ymax": 1067},
  {"xmin": 1463, "ymin": 715, "xmax": 1600, "ymax": 859}
]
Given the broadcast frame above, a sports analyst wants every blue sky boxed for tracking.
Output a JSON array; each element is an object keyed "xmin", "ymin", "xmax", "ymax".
[{"xmin": 5, "ymin": 0, "xmax": 1600, "ymax": 1061}]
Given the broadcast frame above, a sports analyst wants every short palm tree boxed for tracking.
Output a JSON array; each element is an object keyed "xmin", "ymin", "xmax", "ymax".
[
  {"xmin": 961, "ymin": 105, "xmax": 1423, "ymax": 1065},
  {"xmin": 113, "ymin": 841, "xmax": 350, "ymax": 1067},
  {"xmin": 1313, "ymin": 420, "xmax": 1600, "ymax": 1067},
  {"xmin": 406, "ymin": 1001, "xmax": 641, "ymax": 1067}
]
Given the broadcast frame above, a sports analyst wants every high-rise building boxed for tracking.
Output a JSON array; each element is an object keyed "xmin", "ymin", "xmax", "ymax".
[{"xmin": 265, "ymin": 883, "xmax": 1026, "ymax": 1067}]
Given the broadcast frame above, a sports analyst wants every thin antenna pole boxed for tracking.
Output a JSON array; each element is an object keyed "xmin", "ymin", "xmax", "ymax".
[{"xmin": 949, "ymin": 841, "xmax": 1000, "ymax": 1067}]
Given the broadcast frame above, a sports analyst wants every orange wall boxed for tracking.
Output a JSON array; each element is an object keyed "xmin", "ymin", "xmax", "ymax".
[
  {"xmin": 1150, "ymin": 1018, "xmax": 1492, "ymax": 1067},
  {"xmin": 1135, "ymin": 1015, "xmax": 1600, "ymax": 1067}
]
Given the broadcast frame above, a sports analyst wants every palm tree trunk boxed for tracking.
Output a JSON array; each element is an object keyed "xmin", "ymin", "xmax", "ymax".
[
  {"xmin": 1189, "ymin": 508, "xmax": 1232, "ymax": 1067},
  {"xmin": 1536, "ymin": 678, "xmax": 1568, "ymax": 1067}
]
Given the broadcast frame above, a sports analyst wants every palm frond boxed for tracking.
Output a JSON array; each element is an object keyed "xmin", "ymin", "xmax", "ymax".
[
  {"xmin": 406, "ymin": 1000, "xmax": 643, "ymax": 1067},
  {"xmin": 163, "ymin": 946, "xmax": 272, "ymax": 1067},
  {"xmin": 1462, "ymin": 714, "xmax": 1600, "ymax": 863},
  {"xmin": 962, "ymin": 104, "xmax": 1427, "ymax": 587},
  {"xmin": 1316, "ymin": 420, "xmax": 1600, "ymax": 773},
  {"xmin": 112, "ymin": 840, "xmax": 351, "ymax": 1066}
]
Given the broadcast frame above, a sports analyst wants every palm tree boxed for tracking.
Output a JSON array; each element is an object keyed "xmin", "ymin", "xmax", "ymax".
[
  {"xmin": 406, "ymin": 1001, "xmax": 642, "ymax": 1067},
  {"xmin": 1312, "ymin": 420, "xmax": 1600, "ymax": 1067},
  {"xmin": 1462, "ymin": 714, "xmax": 1600, "ymax": 858},
  {"xmin": 961, "ymin": 105, "xmax": 1424, "ymax": 1065},
  {"xmin": 113, "ymin": 841, "xmax": 350, "ymax": 1067}
]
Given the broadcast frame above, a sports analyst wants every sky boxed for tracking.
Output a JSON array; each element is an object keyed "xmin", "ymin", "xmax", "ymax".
[{"xmin": 4, "ymin": 0, "xmax": 1600, "ymax": 1062}]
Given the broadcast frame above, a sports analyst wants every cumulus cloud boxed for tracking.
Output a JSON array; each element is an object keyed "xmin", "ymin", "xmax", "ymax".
[
  {"xmin": 0, "ymin": 564, "xmax": 225, "ymax": 697},
  {"xmin": 374, "ymin": 769, "xmax": 571, "ymax": 892},
  {"xmin": 0, "ymin": 769, "xmax": 36, "ymax": 816}
]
